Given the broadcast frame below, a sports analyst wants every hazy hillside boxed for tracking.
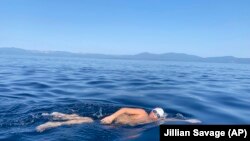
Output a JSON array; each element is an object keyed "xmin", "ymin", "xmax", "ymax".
[{"xmin": 1, "ymin": 47, "xmax": 249, "ymax": 64}]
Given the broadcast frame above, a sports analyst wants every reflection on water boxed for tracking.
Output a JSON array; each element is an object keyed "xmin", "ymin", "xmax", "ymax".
[{"xmin": 0, "ymin": 55, "xmax": 250, "ymax": 141}]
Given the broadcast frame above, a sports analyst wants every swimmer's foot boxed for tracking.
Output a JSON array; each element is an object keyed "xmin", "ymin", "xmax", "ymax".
[
  {"xmin": 50, "ymin": 112, "xmax": 80, "ymax": 120},
  {"xmin": 51, "ymin": 112, "xmax": 69, "ymax": 120}
]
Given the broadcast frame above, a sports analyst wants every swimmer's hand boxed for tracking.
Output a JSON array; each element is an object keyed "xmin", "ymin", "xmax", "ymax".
[
  {"xmin": 101, "ymin": 115, "xmax": 115, "ymax": 124},
  {"xmin": 163, "ymin": 118, "xmax": 202, "ymax": 124},
  {"xmin": 185, "ymin": 119, "xmax": 202, "ymax": 124}
]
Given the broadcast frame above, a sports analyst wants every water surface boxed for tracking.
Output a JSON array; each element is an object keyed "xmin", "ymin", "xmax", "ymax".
[{"xmin": 0, "ymin": 55, "xmax": 250, "ymax": 141}]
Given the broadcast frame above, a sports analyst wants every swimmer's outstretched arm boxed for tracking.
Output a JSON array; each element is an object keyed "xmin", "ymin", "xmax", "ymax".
[
  {"xmin": 163, "ymin": 118, "xmax": 201, "ymax": 124},
  {"xmin": 36, "ymin": 117, "xmax": 93, "ymax": 132}
]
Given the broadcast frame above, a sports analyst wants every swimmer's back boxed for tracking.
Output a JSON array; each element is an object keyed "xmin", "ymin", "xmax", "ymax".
[{"xmin": 114, "ymin": 114, "xmax": 148, "ymax": 126}]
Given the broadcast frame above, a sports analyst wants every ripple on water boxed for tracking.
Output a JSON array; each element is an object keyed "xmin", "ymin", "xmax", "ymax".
[
  {"xmin": 11, "ymin": 82, "xmax": 51, "ymax": 89},
  {"xmin": 0, "ymin": 87, "xmax": 12, "ymax": 92},
  {"xmin": 16, "ymin": 92, "xmax": 37, "ymax": 98},
  {"xmin": 86, "ymin": 80, "xmax": 114, "ymax": 85},
  {"xmin": 50, "ymin": 89, "xmax": 74, "ymax": 96}
]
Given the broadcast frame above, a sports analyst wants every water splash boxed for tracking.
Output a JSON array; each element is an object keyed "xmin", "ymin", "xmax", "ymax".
[
  {"xmin": 93, "ymin": 107, "xmax": 104, "ymax": 118},
  {"xmin": 174, "ymin": 113, "xmax": 186, "ymax": 120}
]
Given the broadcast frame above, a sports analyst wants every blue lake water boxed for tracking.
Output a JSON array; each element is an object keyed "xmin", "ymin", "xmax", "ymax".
[{"xmin": 0, "ymin": 55, "xmax": 250, "ymax": 141}]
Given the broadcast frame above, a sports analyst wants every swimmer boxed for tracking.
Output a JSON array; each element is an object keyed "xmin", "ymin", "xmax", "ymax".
[
  {"xmin": 36, "ymin": 107, "xmax": 201, "ymax": 132},
  {"xmin": 100, "ymin": 107, "xmax": 201, "ymax": 125}
]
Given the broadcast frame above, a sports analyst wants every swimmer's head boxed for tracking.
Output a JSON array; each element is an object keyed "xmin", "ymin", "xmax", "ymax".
[{"xmin": 149, "ymin": 107, "xmax": 166, "ymax": 120}]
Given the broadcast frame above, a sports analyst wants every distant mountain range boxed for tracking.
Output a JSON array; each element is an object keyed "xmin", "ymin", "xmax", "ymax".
[{"xmin": 1, "ymin": 47, "xmax": 250, "ymax": 64}]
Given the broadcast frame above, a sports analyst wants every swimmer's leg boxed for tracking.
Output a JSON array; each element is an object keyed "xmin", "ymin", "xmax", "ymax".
[
  {"xmin": 36, "ymin": 117, "xmax": 93, "ymax": 132},
  {"xmin": 36, "ymin": 121, "xmax": 63, "ymax": 132}
]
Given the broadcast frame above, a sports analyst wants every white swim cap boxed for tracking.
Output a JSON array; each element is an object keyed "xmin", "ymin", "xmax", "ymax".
[{"xmin": 152, "ymin": 107, "xmax": 165, "ymax": 118}]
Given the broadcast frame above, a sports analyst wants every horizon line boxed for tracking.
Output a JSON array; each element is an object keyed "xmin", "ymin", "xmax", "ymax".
[{"xmin": 0, "ymin": 47, "xmax": 248, "ymax": 59}]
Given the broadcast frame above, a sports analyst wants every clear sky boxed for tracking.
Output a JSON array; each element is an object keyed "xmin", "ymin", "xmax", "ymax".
[{"xmin": 0, "ymin": 0, "xmax": 249, "ymax": 57}]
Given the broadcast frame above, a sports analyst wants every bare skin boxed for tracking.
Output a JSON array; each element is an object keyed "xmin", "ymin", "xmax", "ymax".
[
  {"xmin": 101, "ymin": 108, "xmax": 156, "ymax": 125},
  {"xmin": 36, "ymin": 108, "xmax": 201, "ymax": 132},
  {"xmin": 100, "ymin": 108, "xmax": 201, "ymax": 125}
]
